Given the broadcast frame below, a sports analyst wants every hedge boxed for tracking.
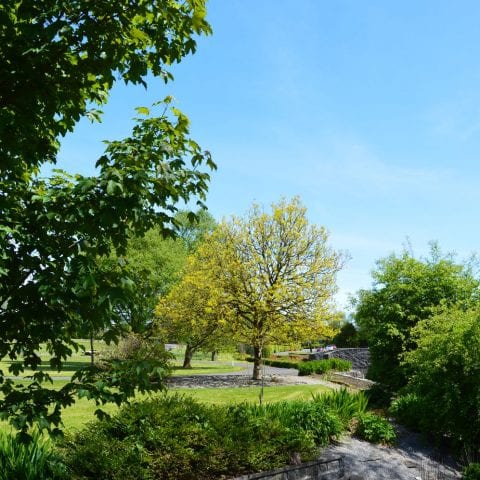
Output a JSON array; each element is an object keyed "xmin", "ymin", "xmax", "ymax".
[{"xmin": 297, "ymin": 358, "xmax": 352, "ymax": 376}]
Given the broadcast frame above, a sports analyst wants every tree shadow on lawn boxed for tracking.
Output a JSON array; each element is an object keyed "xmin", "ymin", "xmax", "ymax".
[{"xmin": 4, "ymin": 360, "xmax": 91, "ymax": 373}]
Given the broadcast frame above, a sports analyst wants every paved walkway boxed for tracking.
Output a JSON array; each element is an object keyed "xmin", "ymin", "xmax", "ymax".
[{"xmin": 168, "ymin": 362, "xmax": 340, "ymax": 389}]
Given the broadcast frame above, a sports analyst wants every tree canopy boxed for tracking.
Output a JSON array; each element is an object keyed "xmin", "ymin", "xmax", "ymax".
[
  {"xmin": 156, "ymin": 242, "xmax": 232, "ymax": 369},
  {"xmin": 0, "ymin": 0, "xmax": 214, "ymax": 437},
  {"xmin": 125, "ymin": 209, "xmax": 216, "ymax": 331},
  {"xmin": 1, "ymin": 0, "xmax": 211, "ymax": 177},
  {"xmin": 204, "ymin": 198, "xmax": 344, "ymax": 379},
  {"xmin": 354, "ymin": 244, "xmax": 480, "ymax": 392},
  {"xmin": 401, "ymin": 305, "xmax": 480, "ymax": 451}
]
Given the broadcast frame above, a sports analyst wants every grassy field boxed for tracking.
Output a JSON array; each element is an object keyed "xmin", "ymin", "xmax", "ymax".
[
  {"xmin": 1, "ymin": 342, "xmax": 329, "ymax": 434},
  {"xmin": 59, "ymin": 383, "xmax": 332, "ymax": 432}
]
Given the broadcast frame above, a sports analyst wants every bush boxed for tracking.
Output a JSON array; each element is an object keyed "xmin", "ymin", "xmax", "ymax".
[
  {"xmin": 355, "ymin": 413, "xmax": 396, "ymax": 445},
  {"xmin": 244, "ymin": 357, "xmax": 300, "ymax": 369},
  {"xmin": 60, "ymin": 394, "xmax": 350, "ymax": 479},
  {"xmin": 0, "ymin": 431, "xmax": 65, "ymax": 480},
  {"xmin": 389, "ymin": 393, "xmax": 422, "ymax": 431},
  {"xmin": 297, "ymin": 358, "xmax": 351, "ymax": 376},
  {"xmin": 365, "ymin": 382, "xmax": 393, "ymax": 408},
  {"xmin": 463, "ymin": 463, "xmax": 480, "ymax": 480},
  {"xmin": 402, "ymin": 306, "xmax": 480, "ymax": 452}
]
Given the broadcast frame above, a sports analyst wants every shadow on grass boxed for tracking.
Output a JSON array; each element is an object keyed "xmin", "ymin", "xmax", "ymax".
[{"xmin": 5, "ymin": 360, "xmax": 91, "ymax": 373}]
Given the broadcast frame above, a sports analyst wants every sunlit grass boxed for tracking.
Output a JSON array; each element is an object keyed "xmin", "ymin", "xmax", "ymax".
[
  {"xmin": 172, "ymin": 384, "xmax": 331, "ymax": 405},
  {"xmin": 1, "ymin": 382, "xmax": 333, "ymax": 434}
]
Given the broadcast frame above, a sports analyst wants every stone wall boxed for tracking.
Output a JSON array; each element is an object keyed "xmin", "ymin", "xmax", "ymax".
[
  {"xmin": 233, "ymin": 455, "xmax": 345, "ymax": 480},
  {"xmin": 309, "ymin": 348, "xmax": 370, "ymax": 375}
]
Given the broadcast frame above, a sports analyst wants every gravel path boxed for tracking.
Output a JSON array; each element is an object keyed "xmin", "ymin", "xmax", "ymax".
[
  {"xmin": 321, "ymin": 428, "xmax": 462, "ymax": 479},
  {"xmin": 168, "ymin": 363, "xmax": 340, "ymax": 389}
]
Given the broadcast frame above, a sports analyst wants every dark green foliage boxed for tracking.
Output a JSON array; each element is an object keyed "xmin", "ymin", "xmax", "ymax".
[
  {"xmin": 354, "ymin": 244, "xmax": 479, "ymax": 393},
  {"xmin": 463, "ymin": 464, "xmax": 480, "ymax": 480},
  {"xmin": 365, "ymin": 383, "xmax": 394, "ymax": 409},
  {"xmin": 0, "ymin": 0, "xmax": 211, "ymax": 175},
  {"xmin": 297, "ymin": 358, "xmax": 352, "ymax": 376},
  {"xmin": 355, "ymin": 413, "xmax": 396, "ymax": 445},
  {"xmin": 401, "ymin": 306, "xmax": 480, "ymax": 454},
  {"xmin": 332, "ymin": 322, "xmax": 361, "ymax": 347},
  {"xmin": 389, "ymin": 393, "xmax": 422, "ymax": 431},
  {"xmin": 0, "ymin": 431, "xmax": 65, "ymax": 480},
  {"xmin": 59, "ymin": 394, "xmax": 357, "ymax": 479},
  {"xmin": 0, "ymin": 0, "xmax": 215, "ymax": 435}
]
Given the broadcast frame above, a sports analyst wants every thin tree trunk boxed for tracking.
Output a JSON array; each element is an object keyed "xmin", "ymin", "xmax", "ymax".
[
  {"xmin": 90, "ymin": 332, "xmax": 94, "ymax": 365},
  {"xmin": 183, "ymin": 344, "xmax": 194, "ymax": 369},
  {"xmin": 252, "ymin": 344, "xmax": 262, "ymax": 380},
  {"xmin": 210, "ymin": 350, "xmax": 217, "ymax": 361}
]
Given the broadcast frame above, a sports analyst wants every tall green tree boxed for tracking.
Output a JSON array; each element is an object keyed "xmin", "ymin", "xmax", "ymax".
[
  {"xmin": 0, "ymin": 0, "xmax": 214, "ymax": 437},
  {"xmin": 206, "ymin": 198, "xmax": 344, "ymax": 380},
  {"xmin": 354, "ymin": 244, "xmax": 479, "ymax": 392},
  {"xmin": 124, "ymin": 209, "xmax": 217, "ymax": 331}
]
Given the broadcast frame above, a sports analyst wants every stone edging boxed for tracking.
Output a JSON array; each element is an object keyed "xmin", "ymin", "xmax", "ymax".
[{"xmin": 232, "ymin": 455, "xmax": 345, "ymax": 480}]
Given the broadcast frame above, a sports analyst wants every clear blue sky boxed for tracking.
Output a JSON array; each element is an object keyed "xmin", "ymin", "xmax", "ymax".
[{"xmin": 57, "ymin": 0, "xmax": 480, "ymax": 309}]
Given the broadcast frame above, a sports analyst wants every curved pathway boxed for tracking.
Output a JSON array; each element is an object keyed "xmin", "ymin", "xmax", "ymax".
[{"xmin": 168, "ymin": 362, "xmax": 340, "ymax": 389}]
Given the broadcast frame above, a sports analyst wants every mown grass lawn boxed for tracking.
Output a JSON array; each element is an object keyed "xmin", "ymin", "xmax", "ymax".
[
  {"xmin": 1, "ymin": 342, "xmax": 329, "ymax": 434},
  {"xmin": 59, "ymin": 383, "xmax": 332, "ymax": 431}
]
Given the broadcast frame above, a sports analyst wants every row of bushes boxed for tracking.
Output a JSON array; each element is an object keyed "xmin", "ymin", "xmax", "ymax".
[
  {"xmin": 245, "ymin": 357, "xmax": 300, "ymax": 369},
  {"xmin": 55, "ymin": 390, "xmax": 370, "ymax": 480},
  {"xmin": 245, "ymin": 357, "xmax": 352, "ymax": 375},
  {"xmin": 297, "ymin": 358, "xmax": 352, "ymax": 376}
]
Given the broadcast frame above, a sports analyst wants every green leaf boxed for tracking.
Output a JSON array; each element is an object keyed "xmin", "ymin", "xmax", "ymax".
[{"xmin": 135, "ymin": 106, "xmax": 150, "ymax": 116}]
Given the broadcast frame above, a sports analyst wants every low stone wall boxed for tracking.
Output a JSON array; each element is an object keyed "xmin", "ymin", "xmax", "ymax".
[
  {"xmin": 328, "ymin": 372, "xmax": 375, "ymax": 390},
  {"xmin": 309, "ymin": 349, "xmax": 370, "ymax": 374},
  {"xmin": 233, "ymin": 455, "xmax": 345, "ymax": 480}
]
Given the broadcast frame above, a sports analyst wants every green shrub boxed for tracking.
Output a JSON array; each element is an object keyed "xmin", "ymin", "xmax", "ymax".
[
  {"xmin": 0, "ymin": 431, "xmax": 65, "ymax": 480},
  {"xmin": 389, "ymin": 393, "xmax": 422, "ymax": 431},
  {"xmin": 463, "ymin": 463, "xmax": 480, "ymax": 480},
  {"xmin": 297, "ymin": 358, "xmax": 351, "ymax": 376},
  {"xmin": 355, "ymin": 413, "xmax": 396, "ymax": 445},
  {"xmin": 60, "ymin": 394, "xmax": 350, "ymax": 479},
  {"xmin": 402, "ymin": 306, "xmax": 480, "ymax": 452},
  {"xmin": 365, "ymin": 382, "xmax": 393, "ymax": 408}
]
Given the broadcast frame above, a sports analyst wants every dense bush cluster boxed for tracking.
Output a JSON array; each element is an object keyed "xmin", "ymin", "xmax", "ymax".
[
  {"xmin": 390, "ymin": 306, "xmax": 480, "ymax": 456},
  {"xmin": 58, "ymin": 390, "xmax": 368, "ymax": 479},
  {"xmin": 297, "ymin": 358, "xmax": 352, "ymax": 376}
]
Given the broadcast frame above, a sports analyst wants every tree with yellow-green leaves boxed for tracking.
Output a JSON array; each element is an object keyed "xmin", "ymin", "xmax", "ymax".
[
  {"xmin": 205, "ymin": 198, "xmax": 345, "ymax": 380},
  {"xmin": 155, "ymin": 246, "xmax": 233, "ymax": 369}
]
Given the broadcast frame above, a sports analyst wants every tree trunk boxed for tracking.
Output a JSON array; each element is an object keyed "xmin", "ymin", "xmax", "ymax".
[
  {"xmin": 90, "ymin": 333, "xmax": 95, "ymax": 365},
  {"xmin": 210, "ymin": 350, "xmax": 217, "ymax": 361},
  {"xmin": 183, "ymin": 344, "xmax": 194, "ymax": 369},
  {"xmin": 252, "ymin": 344, "xmax": 262, "ymax": 380}
]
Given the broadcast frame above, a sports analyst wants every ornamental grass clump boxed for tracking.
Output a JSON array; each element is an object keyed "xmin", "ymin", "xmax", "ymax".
[
  {"xmin": 0, "ymin": 431, "xmax": 65, "ymax": 480},
  {"xmin": 312, "ymin": 388, "xmax": 369, "ymax": 428}
]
